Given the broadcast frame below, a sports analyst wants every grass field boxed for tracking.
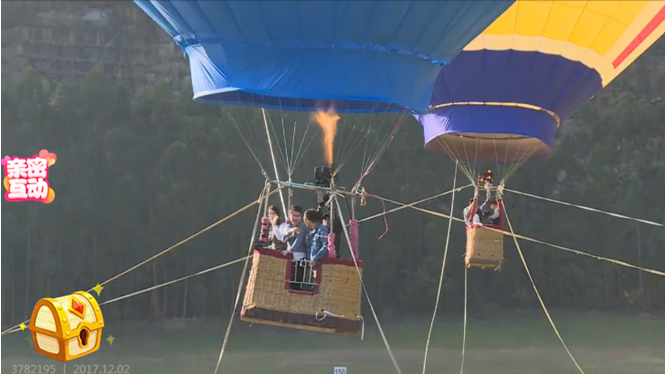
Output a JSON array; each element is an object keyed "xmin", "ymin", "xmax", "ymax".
[{"xmin": 3, "ymin": 312, "xmax": 664, "ymax": 374}]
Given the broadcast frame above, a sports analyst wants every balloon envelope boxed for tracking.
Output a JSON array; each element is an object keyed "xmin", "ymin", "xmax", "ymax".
[
  {"xmin": 134, "ymin": 1, "xmax": 513, "ymax": 113},
  {"xmin": 419, "ymin": 1, "xmax": 665, "ymax": 162}
]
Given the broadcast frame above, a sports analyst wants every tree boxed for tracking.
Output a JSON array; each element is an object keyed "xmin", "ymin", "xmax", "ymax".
[{"xmin": 3, "ymin": 41, "xmax": 665, "ymax": 328}]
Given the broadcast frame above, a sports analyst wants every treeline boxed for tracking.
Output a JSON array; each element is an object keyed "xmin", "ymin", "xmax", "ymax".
[{"xmin": 2, "ymin": 50, "xmax": 665, "ymax": 327}]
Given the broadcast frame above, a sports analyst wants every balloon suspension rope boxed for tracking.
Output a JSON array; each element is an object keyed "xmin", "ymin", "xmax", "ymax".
[
  {"xmin": 213, "ymin": 183, "xmax": 269, "ymax": 374},
  {"xmin": 262, "ymin": 108, "xmax": 287, "ymax": 214},
  {"xmin": 0, "ymin": 256, "xmax": 250, "ymax": 337},
  {"xmin": 460, "ymin": 266, "xmax": 468, "ymax": 374},
  {"xmin": 1, "ymin": 187, "xmax": 282, "ymax": 336},
  {"xmin": 355, "ymin": 183, "xmax": 473, "ymax": 233},
  {"xmin": 356, "ymin": 193, "xmax": 665, "ymax": 278},
  {"xmin": 335, "ymin": 197, "xmax": 403, "ymax": 374},
  {"xmin": 504, "ymin": 188, "xmax": 665, "ymax": 228},
  {"xmin": 422, "ymin": 162, "xmax": 459, "ymax": 374},
  {"xmin": 503, "ymin": 207, "xmax": 586, "ymax": 374}
]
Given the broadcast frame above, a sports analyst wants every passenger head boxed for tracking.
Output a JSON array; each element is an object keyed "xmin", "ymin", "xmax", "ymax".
[
  {"xmin": 322, "ymin": 213, "xmax": 330, "ymax": 228},
  {"xmin": 303, "ymin": 208, "xmax": 322, "ymax": 229},
  {"xmin": 268, "ymin": 205, "xmax": 282, "ymax": 224},
  {"xmin": 468, "ymin": 198, "xmax": 474, "ymax": 206},
  {"xmin": 289, "ymin": 204, "xmax": 303, "ymax": 225},
  {"xmin": 489, "ymin": 199, "xmax": 498, "ymax": 209}
]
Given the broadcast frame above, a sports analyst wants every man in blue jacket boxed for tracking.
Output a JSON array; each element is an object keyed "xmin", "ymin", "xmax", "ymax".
[{"xmin": 303, "ymin": 208, "xmax": 329, "ymax": 265}]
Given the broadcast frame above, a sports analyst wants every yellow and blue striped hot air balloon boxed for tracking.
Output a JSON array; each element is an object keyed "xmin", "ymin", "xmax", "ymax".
[{"xmin": 418, "ymin": 1, "xmax": 665, "ymax": 165}]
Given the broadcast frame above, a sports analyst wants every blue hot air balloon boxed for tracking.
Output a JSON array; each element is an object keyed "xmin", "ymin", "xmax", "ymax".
[
  {"xmin": 134, "ymin": 1, "xmax": 513, "ymax": 113},
  {"xmin": 133, "ymin": 0, "xmax": 513, "ymax": 338}
]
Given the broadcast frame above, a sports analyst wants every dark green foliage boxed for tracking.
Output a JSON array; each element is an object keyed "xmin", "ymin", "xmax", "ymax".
[{"xmin": 2, "ymin": 46, "xmax": 665, "ymax": 328}]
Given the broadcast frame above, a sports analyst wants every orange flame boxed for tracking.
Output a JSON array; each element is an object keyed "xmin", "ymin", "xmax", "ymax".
[{"xmin": 312, "ymin": 107, "xmax": 339, "ymax": 165}]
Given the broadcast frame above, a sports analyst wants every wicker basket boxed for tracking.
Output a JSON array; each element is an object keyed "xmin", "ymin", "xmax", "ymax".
[
  {"xmin": 241, "ymin": 249, "xmax": 363, "ymax": 335},
  {"xmin": 465, "ymin": 226, "xmax": 504, "ymax": 270}
]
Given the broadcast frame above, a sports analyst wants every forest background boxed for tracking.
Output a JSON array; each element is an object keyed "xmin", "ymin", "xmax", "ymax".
[{"xmin": 3, "ymin": 2, "xmax": 665, "ymax": 330}]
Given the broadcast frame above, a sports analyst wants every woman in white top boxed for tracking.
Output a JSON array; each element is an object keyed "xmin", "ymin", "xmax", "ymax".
[{"xmin": 472, "ymin": 211, "xmax": 482, "ymax": 226}]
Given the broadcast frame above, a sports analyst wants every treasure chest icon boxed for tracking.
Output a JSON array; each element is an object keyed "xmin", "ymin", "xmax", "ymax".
[{"xmin": 29, "ymin": 291, "xmax": 104, "ymax": 361}]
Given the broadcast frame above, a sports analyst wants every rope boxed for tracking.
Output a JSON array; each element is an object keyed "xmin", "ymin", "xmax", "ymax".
[
  {"xmin": 0, "ymin": 255, "xmax": 249, "ymax": 336},
  {"xmin": 355, "ymin": 184, "xmax": 472, "ymax": 224},
  {"xmin": 460, "ymin": 266, "xmax": 468, "ymax": 374},
  {"xmin": 0, "ymin": 190, "xmax": 280, "ymax": 336},
  {"xmin": 359, "ymin": 315, "xmax": 365, "ymax": 341},
  {"xmin": 352, "ymin": 111, "xmax": 405, "ymax": 193},
  {"xmin": 505, "ymin": 188, "xmax": 665, "ymax": 228},
  {"xmin": 5, "ymin": 326, "xmax": 22, "ymax": 335},
  {"xmin": 504, "ymin": 208, "xmax": 585, "ymax": 373},
  {"xmin": 432, "ymin": 137, "xmax": 476, "ymax": 183},
  {"xmin": 262, "ymin": 108, "xmax": 287, "ymax": 214},
  {"xmin": 363, "ymin": 192, "xmax": 391, "ymax": 240},
  {"xmin": 335, "ymin": 198, "xmax": 403, "ymax": 374},
  {"xmin": 96, "ymin": 193, "xmax": 271, "ymax": 288},
  {"xmin": 224, "ymin": 107, "xmax": 270, "ymax": 176},
  {"xmin": 315, "ymin": 309, "xmax": 344, "ymax": 321},
  {"xmin": 99, "ymin": 257, "xmax": 249, "ymax": 307},
  {"xmin": 359, "ymin": 193, "xmax": 665, "ymax": 278},
  {"xmin": 315, "ymin": 280, "xmax": 335, "ymax": 318},
  {"xmin": 213, "ymin": 185, "xmax": 268, "ymax": 374},
  {"xmin": 422, "ymin": 162, "xmax": 459, "ymax": 374},
  {"xmin": 316, "ymin": 307, "xmax": 364, "ymax": 341},
  {"xmin": 511, "ymin": 233, "xmax": 665, "ymax": 277}
]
